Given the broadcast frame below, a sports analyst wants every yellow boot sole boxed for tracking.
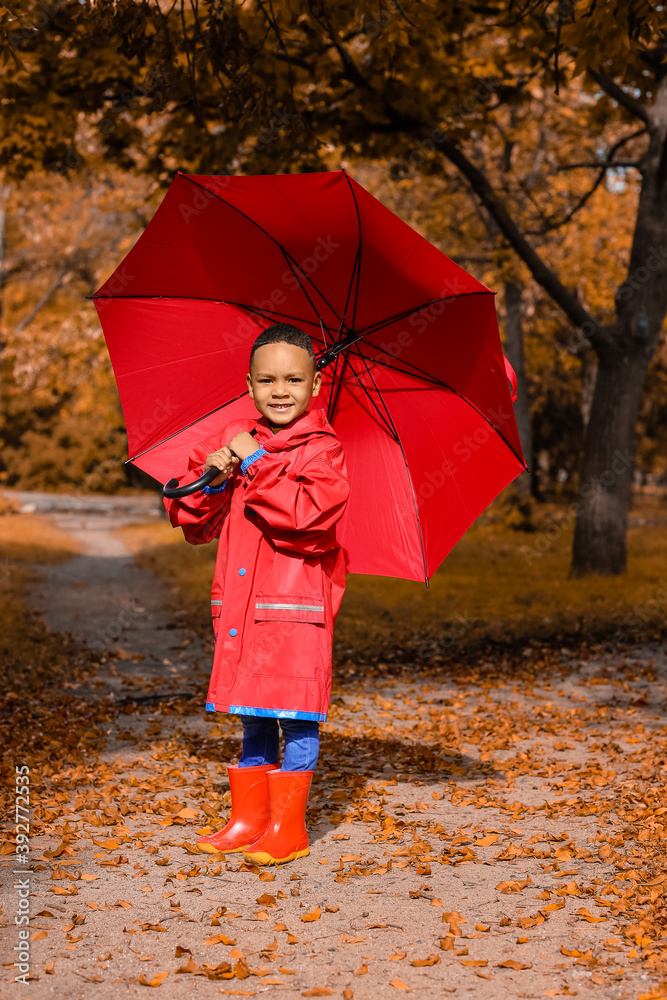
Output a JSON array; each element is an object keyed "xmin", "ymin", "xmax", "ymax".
[
  {"xmin": 196, "ymin": 842, "xmax": 246, "ymax": 855},
  {"xmin": 243, "ymin": 846, "xmax": 309, "ymax": 866}
]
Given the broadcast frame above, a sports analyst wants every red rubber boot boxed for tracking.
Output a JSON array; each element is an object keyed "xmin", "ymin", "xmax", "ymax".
[
  {"xmin": 243, "ymin": 769, "xmax": 313, "ymax": 865},
  {"xmin": 197, "ymin": 763, "xmax": 278, "ymax": 854}
]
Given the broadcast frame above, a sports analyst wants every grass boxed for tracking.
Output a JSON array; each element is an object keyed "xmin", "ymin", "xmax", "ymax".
[
  {"xmin": 117, "ymin": 492, "xmax": 667, "ymax": 663},
  {"xmin": 0, "ymin": 514, "xmax": 91, "ymax": 697},
  {"xmin": 0, "ymin": 511, "xmax": 82, "ymax": 564}
]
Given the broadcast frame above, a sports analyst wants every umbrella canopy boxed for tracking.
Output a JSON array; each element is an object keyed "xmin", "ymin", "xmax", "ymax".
[{"xmin": 92, "ymin": 168, "xmax": 526, "ymax": 584}]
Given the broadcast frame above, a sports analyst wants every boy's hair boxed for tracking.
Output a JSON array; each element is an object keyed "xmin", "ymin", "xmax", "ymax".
[{"xmin": 249, "ymin": 323, "xmax": 316, "ymax": 375}]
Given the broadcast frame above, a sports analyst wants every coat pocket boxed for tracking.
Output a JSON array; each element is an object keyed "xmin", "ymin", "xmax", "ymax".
[{"xmin": 250, "ymin": 592, "xmax": 330, "ymax": 680}]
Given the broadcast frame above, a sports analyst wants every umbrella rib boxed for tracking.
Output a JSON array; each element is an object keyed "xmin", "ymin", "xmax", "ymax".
[
  {"xmin": 124, "ymin": 389, "xmax": 250, "ymax": 464},
  {"xmin": 304, "ymin": 291, "xmax": 493, "ymax": 369},
  {"xmin": 333, "ymin": 348, "xmax": 399, "ymax": 443},
  {"xmin": 346, "ymin": 340, "xmax": 430, "ymax": 589},
  {"xmin": 89, "ymin": 292, "xmax": 331, "ymax": 348},
  {"xmin": 323, "ymin": 349, "xmax": 347, "ymax": 424},
  {"xmin": 326, "ymin": 347, "xmax": 353, "ymax": 426},
  {"xmin": 347, "ymin": 342, "xmax": 402, "ymax": 441},
  {"xmin": 336, "ymin": 241, "xmax": 360, "ymax": 339},
  {"xmin": 277, "ymin": 248, "xmax": 339, "ymax": 339},
  {"xmin": 339, "ymin": 169, "xmax": 363, "ymax": 338},
  {"xmin": 225, "ymin": 301, "xmax": 328, "ymax": 345},
  {"xmin": 349, "ymin": 349, "xmax": 448, "ymax": 388},
  {"xmin": 90, "ymin": 294, "xmax": 258, "ymax": 302},
  {"xmin": 353, "ymin": 338, "xmax": 527, "ymax": 469},
  {"xmin": 88, "ymin": 288, "xmax": 491, "ymax": 341},
  {"xmin": 178, "ymin": 173, "xmax": 343, "ymax": 326},
  {"xmin": 354, "ymin": 336, "xmax": 454, "ymax": 387},
  {"xmin": 355, "ymin": 289, "xmax": 492, "ymax": 338}
]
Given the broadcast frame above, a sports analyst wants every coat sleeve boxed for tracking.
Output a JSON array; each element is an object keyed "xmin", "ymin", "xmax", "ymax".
[
  {"xmin": 242, "ymin": 444, "xmax": 349, "ymax": 556},
  {"xmin": 163, "ymin": 440, "xmax": 232, "ymax": 546}
]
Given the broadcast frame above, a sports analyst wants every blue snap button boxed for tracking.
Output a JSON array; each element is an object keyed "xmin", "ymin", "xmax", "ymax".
[
  {"xmin": 229, "ymin": 628, "xmax": 237, "ymax": 636},
  {"xmin": 239, "ymin": 568, "xmax": 246, "ymax": 576}
]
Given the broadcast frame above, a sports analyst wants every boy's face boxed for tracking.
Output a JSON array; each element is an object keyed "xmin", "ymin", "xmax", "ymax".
[{"xmin": 247, "ymin": 341, "xmax": 322, "ymax": 426}]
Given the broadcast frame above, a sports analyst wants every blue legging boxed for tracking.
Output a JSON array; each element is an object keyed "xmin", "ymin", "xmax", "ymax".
[{"xmin": 238, "ymin": 716, "xmax": 319, "ymax": 771}]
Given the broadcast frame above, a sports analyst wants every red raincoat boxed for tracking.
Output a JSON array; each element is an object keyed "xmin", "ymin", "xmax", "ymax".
[{"xmin": 163, "ymin": 407, "xmax": 350, "ymax": 722}]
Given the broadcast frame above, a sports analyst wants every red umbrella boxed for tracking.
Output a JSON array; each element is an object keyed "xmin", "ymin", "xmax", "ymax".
[{"xmin": 92, "ymin": 168, "xmax": 525, "ymax": 586}]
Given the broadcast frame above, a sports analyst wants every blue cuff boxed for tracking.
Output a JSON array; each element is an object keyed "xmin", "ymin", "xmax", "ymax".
[
  {"xmin": 241, "ymin": 448, "xmax": 269, "ymax": 475},
  {"xmin": 199, "ymin": 478, "xmax": 228, "ymax": 496}
]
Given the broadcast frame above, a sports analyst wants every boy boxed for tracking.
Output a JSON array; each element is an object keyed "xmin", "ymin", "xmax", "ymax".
[{"xmin": 163, "ymin": 323, "xmax": 349, "ymax": 865}]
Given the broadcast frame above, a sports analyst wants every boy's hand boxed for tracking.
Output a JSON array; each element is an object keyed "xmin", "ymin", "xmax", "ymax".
[
  {"xmin": 227, "ymin": 431, "xmax": 259, "ymax": 461},
  {"xmin": 204, "ymin": 446, "xmax": 240, "ymax": 487}
]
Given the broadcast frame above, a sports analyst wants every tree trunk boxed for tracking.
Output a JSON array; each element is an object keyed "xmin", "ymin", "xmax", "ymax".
[
  {"xmin": 571, "ymin": 84, "xmax": 667, "ymax": 576},
  {"xmin": 503, "ymin": 281, "xmax": 532, "ymax": 495},
  {"xmin": 0, "ymin": 180, "xmax": 9, "ymax": 410},
  {"xmin": 579, "ymin": 348, "xmax": 598, "ymax": 434},
  {"xmin": 570, "ymin": 339, "xmax": 649, "ymax": 576}
]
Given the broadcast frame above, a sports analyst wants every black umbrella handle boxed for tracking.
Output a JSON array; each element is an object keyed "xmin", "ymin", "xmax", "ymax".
[{"xmin": 163, "ymin": 448, "xmax": 238, "ymax": 499}]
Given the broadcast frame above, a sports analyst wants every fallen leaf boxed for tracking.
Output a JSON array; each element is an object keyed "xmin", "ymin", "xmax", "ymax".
[
  {"xmin": 233, "ymin": 959, "xmax": 250, "ymax": 980},
  {"xmin": 301, "ymin": 906, "xmax": 321, "ymax": 922},
  {"xmin": 389, "ymin": 981, "xmax": 412, "ymax": 992},
  {"xmin": 410, "ymin": 954, "xmax": 440, "ymax": 967},
  {"xmin": 576, "ymin": 907, "xmax": 607, "ymax": 923},
  {"xmin": 495, "ymin": 959, "xmax": 532, "ymax": 970},
  {"xmin": 138, "ymin": 971, "xmax": 169, "ymax": 987},
  {"xmin": 495, "ymin": 877, "xmax": 533, "ymax": 894}
]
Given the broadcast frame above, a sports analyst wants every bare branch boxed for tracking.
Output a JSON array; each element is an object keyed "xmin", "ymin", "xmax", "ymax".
[
  {"xmin": 432, "ymin": 135, "xmax": 601, "ymax": 339},
  {"xmin": 16, "ymin": 218, "xmax": 92, "ymax": 333},
  {"xmin": 525, "ymin": 127, "xmax": 647, "ymax": 234},
  {"xmin": 556, "ymin": 160, "xmax": 642, "ymax": 170},
  {"xmin": 321, "ymin": 30, "xmax": 605, "ymax": 346},
  {"xmin": 586, "ymin": 67, "xmax": 650, "ymax": 124}
]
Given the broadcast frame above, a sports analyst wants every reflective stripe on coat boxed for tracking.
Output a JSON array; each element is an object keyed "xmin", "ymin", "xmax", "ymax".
[{"xmin": 163, "ymin": 407, "xmax": 349, "ymax": 721}]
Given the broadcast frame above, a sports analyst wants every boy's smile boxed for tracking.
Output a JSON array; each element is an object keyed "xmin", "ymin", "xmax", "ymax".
[{"xmin": 247, "ymin": 341, "xmax": 322, "ymax": 428}]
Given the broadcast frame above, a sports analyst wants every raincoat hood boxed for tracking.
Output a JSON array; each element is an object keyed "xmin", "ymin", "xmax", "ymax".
[{"xmin": 229, "ymin": 406, "xmax": 337, "ymax": 454}]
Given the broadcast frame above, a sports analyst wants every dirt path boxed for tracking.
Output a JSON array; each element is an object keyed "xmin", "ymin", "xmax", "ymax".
[
  {"xmin": 17, "ymin": 492, "xmax": 207, "ymax": 702},
  {"xmin": 1, "ymin": 496, "xmax": 665, "ymax": 1000}
]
